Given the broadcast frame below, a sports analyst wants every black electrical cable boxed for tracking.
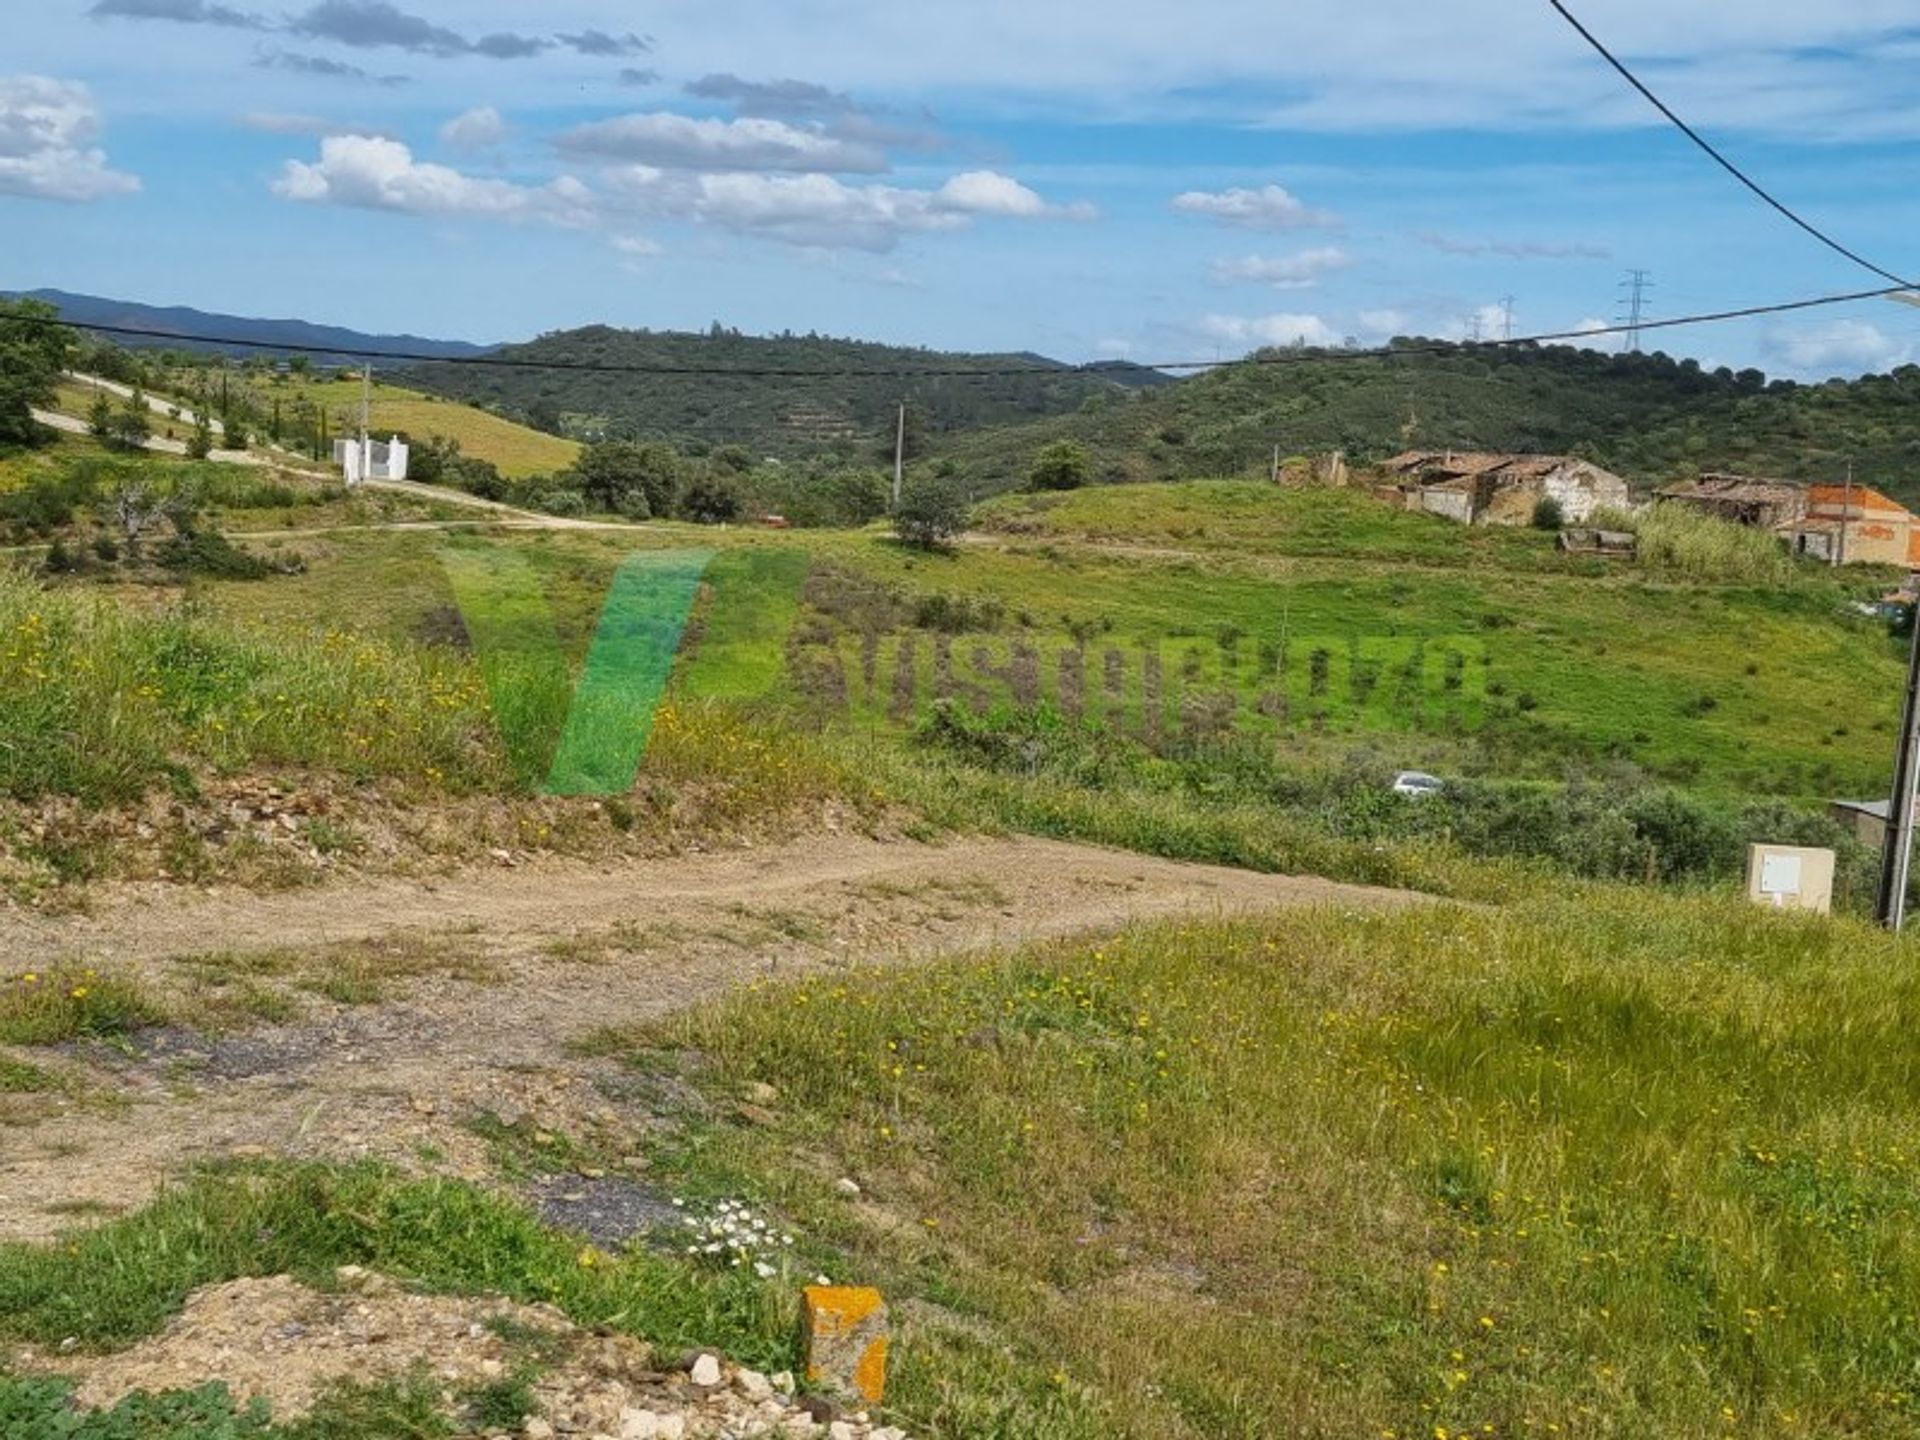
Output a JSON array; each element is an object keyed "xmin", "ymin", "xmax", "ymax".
[
  {"xmin": 1546, "ymin": 0, "xmax": 1916, "ymax": 288},
  {"xmin": 9, "ymin": 282, "xmax": 1910, "ymax": 378}
]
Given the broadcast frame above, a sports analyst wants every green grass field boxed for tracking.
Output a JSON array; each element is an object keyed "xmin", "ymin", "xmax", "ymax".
[
  {"xmin": 290, "ymin": 378, "xmax": 581, "ymax": 478},
  {"xmin": 601, "ymin": 890, "xmax": 1920, "ymax": 1439}
]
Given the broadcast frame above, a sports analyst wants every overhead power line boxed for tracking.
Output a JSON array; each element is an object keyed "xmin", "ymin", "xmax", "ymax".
[
  {"xmin": 8, "ymin": 281, "xmax": 1912, "ymax": 379},
  {"xmin": 1546, "ymin": 0, "xmax": 1916, "ymax": 289}
]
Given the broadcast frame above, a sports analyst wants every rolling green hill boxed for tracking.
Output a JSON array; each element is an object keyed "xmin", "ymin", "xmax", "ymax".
[
  {"xmin": 405, "ymin": 325, "xmax": 1168, "ymax": 459},
  {"xmin": 935, "ymin": 340, "xmax": 1920, "ymax": 503}
]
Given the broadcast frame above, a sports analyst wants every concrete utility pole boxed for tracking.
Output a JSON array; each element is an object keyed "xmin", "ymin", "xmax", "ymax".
[
  {"xmin": 1270, "ymin": 444, "xmax": 1281, "ymax": 485},
  {"xmin": 1837, "ymin": 460, "xmax": 1854, "ymax": 567},
  {"xmin": 1877, "ymin": 614, "xmax": 1920, "ymax": 929},
  {"xmin": 354, "ymin": 363, "xmax": 372, "ymax": 488},
  {"xmin": 892, "ymin": 400, "xmax": 906, "ymax": 510}
]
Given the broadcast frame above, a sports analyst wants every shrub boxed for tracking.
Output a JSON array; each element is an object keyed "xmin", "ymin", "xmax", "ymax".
[
  {"xmin": 894, "ymin": 474, "xmax": 971, "ymax": 549},
  {"xmin": 155, "ymin": 530, "xmax": 276, "ymax": 580},
  {"xmin": 1532, "ymin": 495, "xmax": 1565, "ymax": 531},
  {"xmin": 680, "ymin": 469, "xmax": 744, "ymax": 524},
  {"xmin": 1028, "ymin": 440, "xmax": 1092, "ymax": 492}
]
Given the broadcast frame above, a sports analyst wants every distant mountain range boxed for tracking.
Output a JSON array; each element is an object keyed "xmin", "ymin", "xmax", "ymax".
[{"xmin": 10, "ymin": 289, "xmax": 497, "ymax": 361}]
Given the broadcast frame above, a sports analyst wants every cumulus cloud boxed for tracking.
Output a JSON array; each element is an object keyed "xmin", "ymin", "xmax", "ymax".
[
  {"xmin": 440, "ymin": 105, "xmax": 506, "ymax": 150},
  {"xmin": 1172, "ymin": 184, "xmax": 1339, "ymax": 231},
  {"xmin": 274, "ymin": 134, "xmax": 590, "ymax": 223},
  {"xmin": 1764, "ymin": 319, "xmax": 1911, "ymax": 376},
  {"xmin": 1197, "ymin": 313, "xmax": 1342, "ymax": 350},
  {"xmin": 1210, "ymin": 246, "xmax": 1352, "ymax": 288},
  {"xmin": 253, "ymin": 47, "xmax": 408, "ymax": 85},
  {"xmin": 556, "ymin": 112, "xmax": 888, "ymax": 174},
  {"xmin": 936, "ymin": 169, "xmax": 1095, "ymax": 220},
  {"xmin": 601, "ymin": 166, "xmax": 1085, "ymax": 252},
  {"xmin": 89, "ymin": 0, "xmax": 264, "ymax": 27},
  {"xmin": 1413, "ymin": 231, "xmax": 1611, "ymax": 261},
  {"xmin": 0, "ymin": 76, "xmax": 140, "ymax": 203},
  {"xmin": 557, "ymin": 30, "xmax": 651, "ymax": 57},
  {"xmin": 1358, "ymin": 308, "xmax": 1410, "ymax": 335}
]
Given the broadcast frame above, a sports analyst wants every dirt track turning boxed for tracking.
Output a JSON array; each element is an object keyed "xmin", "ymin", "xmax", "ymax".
[{"xmin": 0, "ymin": 833, "xmax": 1435, "ymax": 1242}]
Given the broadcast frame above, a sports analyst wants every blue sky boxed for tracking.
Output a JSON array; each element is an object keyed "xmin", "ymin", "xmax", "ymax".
[{"xmin": 7, "ymin": 0, "xmax": 1920, "ymax": 376}]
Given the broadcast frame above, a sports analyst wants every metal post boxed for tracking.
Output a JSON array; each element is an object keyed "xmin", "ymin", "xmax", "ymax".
[{"xmin": 1877, "ymin": 611, "xmax": 1920, "ymax": 928}]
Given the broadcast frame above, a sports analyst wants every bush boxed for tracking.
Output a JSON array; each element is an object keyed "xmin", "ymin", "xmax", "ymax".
[
  {"xmin": 571, "ymin": 441, "xmax": 682, "ymax": 517},
  {"xmin": 1028, "ymin": 440, "xmax": 1092, "ymax": 492},
  {"xmin": 680, "ymin": 469, "xmax": 744, "ymax": 524},
  {"xmin": 155, "ymin": 530, "xmax": 276, "ymax": 580},
  {"xmin": 894, "ymin": 474, "xmax": 971, "ymax": 549},
  {"xmin": 1532, "ymin": 495, "xmax": 1565, "ymax": 531}
]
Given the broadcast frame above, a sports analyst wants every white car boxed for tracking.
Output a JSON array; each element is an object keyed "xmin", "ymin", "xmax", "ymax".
[{"xmin": 1391, "ymin": 770, "xmax": 1446, "ymax": 798}]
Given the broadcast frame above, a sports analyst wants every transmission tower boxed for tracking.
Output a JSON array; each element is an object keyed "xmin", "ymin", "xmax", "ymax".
[
  {"xmin": 1499, "ymin": 295, "xmax": 1516, "ymax": 341},
  {"xmin": 1617, "ymin": 269, "xmax": 1653, "ymax": 352}
]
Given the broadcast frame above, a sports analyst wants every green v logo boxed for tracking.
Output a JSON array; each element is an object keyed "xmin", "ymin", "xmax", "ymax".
[{"xmin": 440, "ymin": 547, "xmax": 714, "ymax": 797}]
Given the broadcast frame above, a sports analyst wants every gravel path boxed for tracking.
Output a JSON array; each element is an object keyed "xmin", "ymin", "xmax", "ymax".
[{"xmin": 0, "ymin": 832, "xmax": 1438, "ymax": 1242}]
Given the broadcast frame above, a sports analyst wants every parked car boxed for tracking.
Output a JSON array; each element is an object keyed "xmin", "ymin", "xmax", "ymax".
[{"xmin": 1391, "ymin": 770, "xmax": 1446, "ymax": 798}]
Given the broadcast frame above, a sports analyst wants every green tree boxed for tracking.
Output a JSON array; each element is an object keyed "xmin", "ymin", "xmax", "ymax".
[
  {"xmin": 107, "ymin": 392, "xmax": 152, "ymax": 451},
  {"xmin": 570, "ymin": 441, "xmax": 682, "ymax": 517},
  {"xmin": 894, "ymin": 473, "xmax": 971, "ymax": 549},
  {"xmin": 187, "ymin": 411, "xmax": 215, "ymax": 460},
  {"xmin": 1028, "ymin": 439, "xmax": 1092, "ymax": 491},
  {"xmin": 87, "ymin": 392, "xmax": 115, "ymax": 441},
  {"xmin": 679, "ymin": 468, "xmax": 743, "ymax": 524},
  {"xmin": 0, "ymin": 299, "xmax": 76, "ymax": 447},
  {"xmin": 1532, "ymin": 495, "xmax": 1566, "ymax": 531}
]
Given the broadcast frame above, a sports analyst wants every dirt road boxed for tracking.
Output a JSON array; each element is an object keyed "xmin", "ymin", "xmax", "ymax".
[{"xmin": 0, "ymin": 833, "xmax": 1435, "ymax": 1242}]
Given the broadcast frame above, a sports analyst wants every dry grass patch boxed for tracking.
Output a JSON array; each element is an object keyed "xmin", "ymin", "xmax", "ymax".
[{"xmin": 179, "ymin": 933, "xmax": 504, "ymax": 1013}]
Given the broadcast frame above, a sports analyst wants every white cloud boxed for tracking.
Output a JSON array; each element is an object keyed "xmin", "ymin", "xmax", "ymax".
[
  {"xmin": 1358, "ymin": 308, "xmax": 1410, "ymax": 336},
  {"xmin": 1764, "ymin": 318, "xmax": 1911, "ymax": 375},
  {"xmin": 273, "ymin": 134, "xmax": 590, "ymax": 223},
  {"xmin": 600, "ymin": 165, "xmax": 1084, "ymax": 251},
  {"xmin": 440, "ymin": 105, "xmax": 507, "ymax": 151},
  {"xmin": 0, "ymin": 76, "xmax": 139, "ymax": 202},
  {"xmin": 555, "ymin": 112, "xmax": 886, "ymax": 174},
  {"xmin": 1172, "ymin": 183, "xmax": 1339, "ymax": 231},
  {"xmin": 936, "ymin": 170, "xmax": 1095, "ymax": 220},
  {"xmin": 610, "ymin": 233, "xmax": 662, "ymax": 257},
  {"xmin": 1210, "ymin": 246, "xmax": 1352, "ymax": 288},
  {"xmin": 1198, "ymin": 312, "xmax": 1342, "ymax": 350}
]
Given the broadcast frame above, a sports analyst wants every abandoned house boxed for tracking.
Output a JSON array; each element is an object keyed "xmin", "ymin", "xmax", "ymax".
[
  {"xmin": 1779, "ymin": 484, "xmax": 1920, "ymax": 567},
  {"xmin": 1658, "ymin": 474, "xmax": 1920, "ymax": 567},
  {"xmin": 1654, "ymin": 474, "xmax": 1805, "ymax": 529},
  {"xmin": 1381, "ymin": 451, "xmax": 1632, "ymax": 526}
]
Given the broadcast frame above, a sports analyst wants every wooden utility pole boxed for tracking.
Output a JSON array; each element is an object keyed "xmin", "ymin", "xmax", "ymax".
[
  {"xmin": 892, "ymin": 400, "xmax": 906, "ymax": 510},
  {"xmin": 1878, "ymin": 615, "xmax": 1920, "ymax": 929}
]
